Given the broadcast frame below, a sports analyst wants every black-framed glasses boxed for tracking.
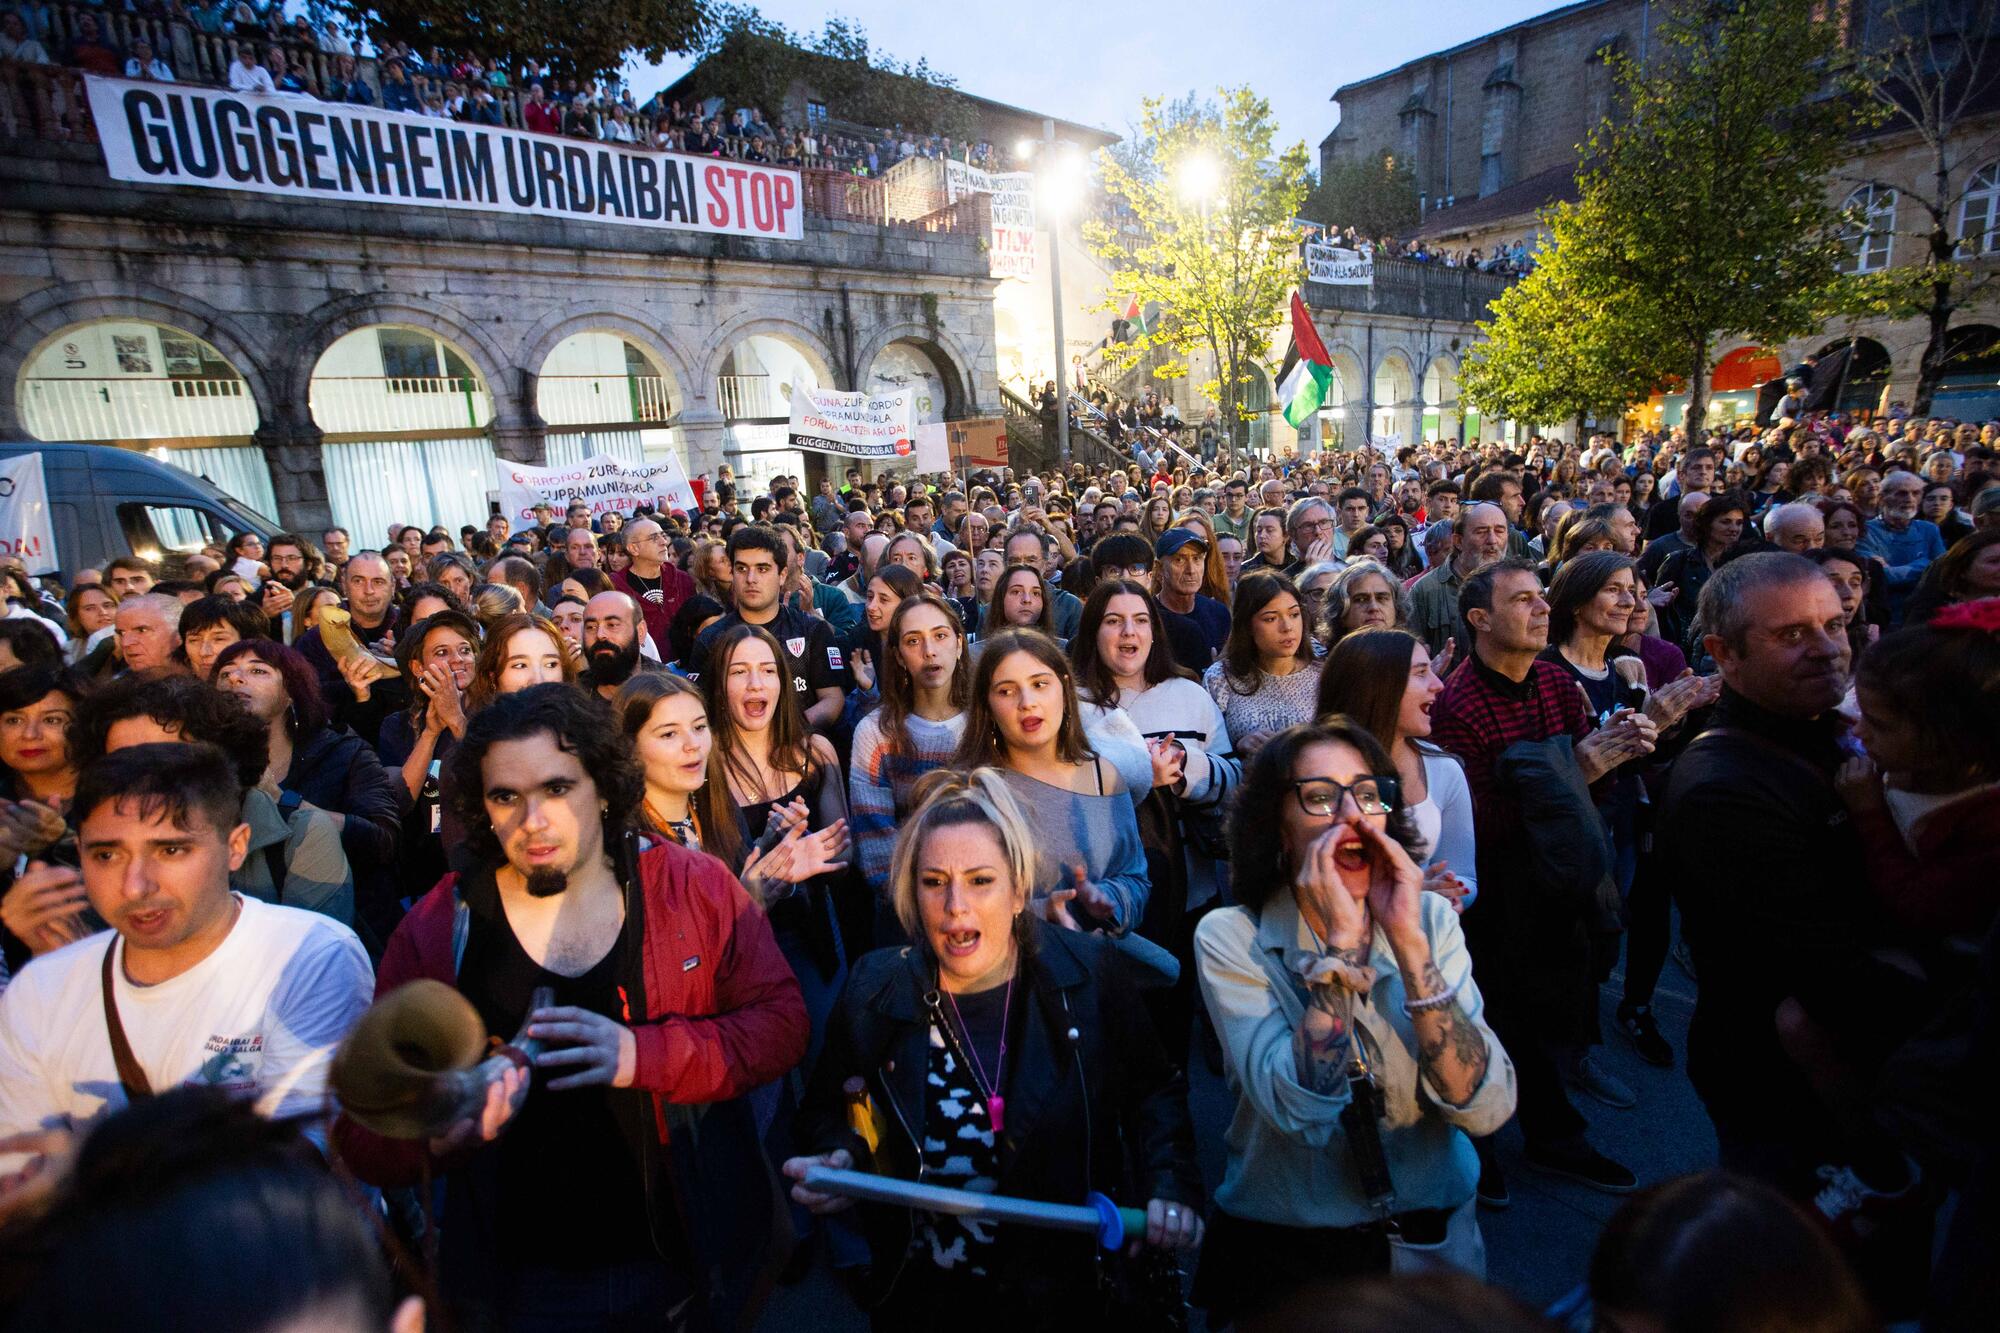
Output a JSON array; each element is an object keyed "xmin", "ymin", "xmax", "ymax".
[{"xmin": 1288, "ymin": 775, "xmax": 1399, "ymax": 817}]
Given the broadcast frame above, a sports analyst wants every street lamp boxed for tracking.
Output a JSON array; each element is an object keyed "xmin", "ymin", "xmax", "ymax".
[
  {"xmin": 1176, "ymin": 151, "xmax": 1222, "ymax": 208},
  {"xmin": 1030, "ymin": 119, "xmax": 1089, "ymax": 466}
]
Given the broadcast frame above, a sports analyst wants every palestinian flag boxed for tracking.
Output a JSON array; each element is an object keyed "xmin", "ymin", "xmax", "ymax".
[
  {"xmin": 1278, "ymin": 291, "xmax": 1333, "ymax": 429},
  {"xmin": 1122, "ymin": 294, "xmax": 1149, "ymax": 336}
]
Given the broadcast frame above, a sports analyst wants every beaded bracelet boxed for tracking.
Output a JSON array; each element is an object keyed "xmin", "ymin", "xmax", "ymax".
[{"xmin": 1401, "ymin": 974, "xmax": 1464, "ymax": 1016}]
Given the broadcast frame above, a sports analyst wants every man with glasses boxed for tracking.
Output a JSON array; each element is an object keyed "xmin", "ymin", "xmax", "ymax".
[
  {"xmin": 610, "ymin": 518, "xmax": 695, "ymax": 661},
  {"xmin": 1215, "ymin": 479, "xmax": 1253, "ymax": 545},
  {"xmin": 1282, "ymin": 497, "xmax": 1336, "ymax": 578}
]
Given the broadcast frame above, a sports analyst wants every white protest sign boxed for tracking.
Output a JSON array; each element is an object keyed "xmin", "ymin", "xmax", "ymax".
[
  {"xmin": 788, "ymin": 386, "xmax": 917, "ymax": 461},
  {"xmin": 497, "ymin": 453, "xmax": 699, "ymax": 524},
  {"xmin": 1306, "ymin": 241, "xmax": 1374, "ymax": 286},
  {"xmin": 0, "ymin": 454, "xmax": 58, "ymax": 575},
  {"xmin": 944, "ymin": 162, "xmax": 1037, "ymax": 278}
]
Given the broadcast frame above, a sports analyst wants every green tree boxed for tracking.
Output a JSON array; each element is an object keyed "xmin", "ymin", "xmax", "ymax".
[
  {"xmin": 1461, "ymin": 194, "xmax": 1662, "ymax": 428},
  {"xmin": 1465, "ymin": 0, "xmax": 1854, "ymax": 437},
  {"xmin": 686, "ymin": 6, "xmax": 974, "ymax": 143},
  {"xmin": 339, "ymin": 0, "xmax": 708, "ymax": 84},
  {"xmin": 1084, "ymin": 88, "xmax": 1311, "ymax": 449},
  {"xmin": 1302, "ymin": 150, "xmax": 1419, "ymax": 240},
  {"xmin": 1840, "ymin": 0, "xmax": 2000, "ymax": 414}
]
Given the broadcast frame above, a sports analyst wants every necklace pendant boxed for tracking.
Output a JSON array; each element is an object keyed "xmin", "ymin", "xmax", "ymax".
[{"xmin": 986, "ymin": 1094, "xmax": 1006, "ymax": 1134}]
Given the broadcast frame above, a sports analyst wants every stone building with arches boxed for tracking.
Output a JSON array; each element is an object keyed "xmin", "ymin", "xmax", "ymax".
[
  {"xmin": 1323, "ymin": 0, "xmax": 2000, "ymax": 440},
  {"xmin": 2, "ymin": 123, "xmax": 1000, "ymax": 536}
]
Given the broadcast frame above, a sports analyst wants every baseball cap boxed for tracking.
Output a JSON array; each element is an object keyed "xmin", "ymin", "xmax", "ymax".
[{"xmin": 1156, "ymin": 528, "xmax": 1209, "ymax": 558}]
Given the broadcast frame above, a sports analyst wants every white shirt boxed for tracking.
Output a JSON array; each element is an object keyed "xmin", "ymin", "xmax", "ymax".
[
  {"xmin": 0, "ymin": 896, "xmax": 372, "ymax": 1153},
  {"xmin": 228, "ymin": 61, "xmax": 278, "ymax": 95}
]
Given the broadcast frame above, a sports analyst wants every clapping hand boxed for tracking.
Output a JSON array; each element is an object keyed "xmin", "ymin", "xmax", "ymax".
[
  {"xmin": 0, "ymin": 861, "xmax": 90, "ymax": 956},
  {"xmin": 1044, "ymin": 863, "xmax": 1117, "ymax": 932},
  {"xmin": 1422, "ymin": 858, "xmax": 1470, "ymax": 912},
  {"xmin": 0, "ymin": 798, "xmax": 66, "ymax": 861},
  {"xmin": 417, "ymin": 660, "xmax": 467, "ymax": 736},
  {"xmin": 1643, "ymin": 669, "xmax": 1720, "ymax": 730},
  {"xmin": 1575, "ymin": 708, "xmax": 1657, "ymax": 781},
  {"xmin": 1146, "ymin": 737, "xmax": 1186, "ymax": 792},
  {"xmin": 259, "ymin": 580, "xmax": 295, "ymax": 618}
]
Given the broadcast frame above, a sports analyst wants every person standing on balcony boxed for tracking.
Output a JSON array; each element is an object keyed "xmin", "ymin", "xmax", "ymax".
[
  {"xmin": 227, "ymin": 42, "xmax": 278, "ymax": 96},
  {"xmin": 521, "ymin": 81, "xmax": 559, "ymax": 134}
]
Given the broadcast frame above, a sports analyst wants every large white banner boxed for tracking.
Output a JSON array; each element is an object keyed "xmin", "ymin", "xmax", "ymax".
[
  {"xmin": 83, "ymin": 75, "xmax": 805, "ymax": 240},
  {"xmin": 497, "ymin": 453, "xmax": 699, "ymax": 525},
  {"xmin": 1306, "ymin": 241, "xmax": 1374, "ymax": 286},
  {"xmin": 944, "ymin": 160, "xmax": 1037, "ymax": 279},
  {"xmin": 788, "ymin": 386, "xmax": 917, "ymax": 460},
  {"xmin": 0, "ymin": 454, "xmax": 58, "ymax": 575}
]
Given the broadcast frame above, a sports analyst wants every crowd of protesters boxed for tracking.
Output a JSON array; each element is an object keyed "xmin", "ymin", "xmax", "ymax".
[
  {"xmin": 0, "ymin": 392, "xmax": 1993, "ymax": 1332},
  {"xmin": 1305, "ymin": 224, "xmax": 1539, "ymax": 278},
  {"xmin": 1, "ymin": 1, "xmax": 1003, "ymax": 175}
]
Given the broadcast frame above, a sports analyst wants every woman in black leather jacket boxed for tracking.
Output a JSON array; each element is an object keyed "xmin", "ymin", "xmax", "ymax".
[{"xmin": 783, "ymin": 768, "xmax": 1203, "ymax": 1330}]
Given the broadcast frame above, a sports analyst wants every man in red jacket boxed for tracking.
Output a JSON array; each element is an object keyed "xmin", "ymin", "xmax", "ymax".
[
  {"xmin": 334, "ymin": 685, "xmax": 805, "ymax": 1331},
  {"xmin": 611, "ymin": 517, "xmax": 697, "ymax": 662}
]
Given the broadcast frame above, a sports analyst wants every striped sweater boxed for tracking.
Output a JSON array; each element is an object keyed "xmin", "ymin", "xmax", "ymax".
[{"xmin": 849, "ymin": 710, "xmax": 968, "ymax": 897}]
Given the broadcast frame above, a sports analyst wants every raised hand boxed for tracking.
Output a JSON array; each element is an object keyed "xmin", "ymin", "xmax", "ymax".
[
  {"xmin": 1295, "ymin": 826, "xmax": 1370, "ymax": 951},
  {"xmin": 0, "ymin": 798, "xmax": 66, "ymax": 861},
  {"xmin": 850, "ymin": 649, "xmax": 875, "ymax": 693},
  {"xmin": 0, "ymin": 861, "xmax": 90, "ymax": 956}
]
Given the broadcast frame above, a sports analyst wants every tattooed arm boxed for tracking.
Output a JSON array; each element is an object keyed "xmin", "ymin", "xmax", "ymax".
[
  {"xmin": 1292, "ymin": 946, "xmax": 1371, "ymax": 1094},
  {"xmin": 1399, "ymin": 951, "xmax": 1489, "ymax": 1107}
]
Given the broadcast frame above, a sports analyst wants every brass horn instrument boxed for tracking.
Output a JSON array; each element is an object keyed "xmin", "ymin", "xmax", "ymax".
[
  {"xmin": 330, "ymin": 979, "xmax": 554, "ymax": 1139},
  {"xmin": 317, "ymin": 607, "xmax": 402, "ymax": 684}
]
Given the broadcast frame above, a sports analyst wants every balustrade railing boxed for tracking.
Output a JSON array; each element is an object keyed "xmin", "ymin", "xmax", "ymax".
[
  {"xmin": 18, "ymin": 375, "xmax": 258, "ymax": 441},
  {"xmin": 308, "ymin": 375, "xmax": 493, "ymax": 435},
  {"xmin": 536, "ymin": 374, "xmax": 674, "ymax": 427}
]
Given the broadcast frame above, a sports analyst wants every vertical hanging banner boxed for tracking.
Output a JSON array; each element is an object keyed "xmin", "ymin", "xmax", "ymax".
[
  {"xmin": 497, "ymin": 453, "xmax": 700, "ymax": 523},
  {"xmin": 0, "ymin": 453, "xmax": 57, "ymax": 575},
  {"xmin": 788, "ymin": 386, "xmax": 916, "ymax": 460},
  {"xmin": 83, "ymin": 75, "xmax": 804, "ymax": 239},
  {"xmin": 945, "ymin": 160, "xmax": 1038, "ymax": 279}
]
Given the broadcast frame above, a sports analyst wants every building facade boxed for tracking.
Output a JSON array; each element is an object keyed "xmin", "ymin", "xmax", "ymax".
[{"xmin": 1323, "ymin": 0, "xmax": 2000, "ymax": 434}]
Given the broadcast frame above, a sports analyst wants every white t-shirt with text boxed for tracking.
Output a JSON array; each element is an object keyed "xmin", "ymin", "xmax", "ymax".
[{"xmin": 0, "ymin": 896, "xmax": 373, "ymax": 1146}]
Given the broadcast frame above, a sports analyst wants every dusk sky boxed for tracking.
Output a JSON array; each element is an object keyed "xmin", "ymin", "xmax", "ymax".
[{"xmin": 627, "ymin": 0, "xmax": 1566, "ymax": 156}]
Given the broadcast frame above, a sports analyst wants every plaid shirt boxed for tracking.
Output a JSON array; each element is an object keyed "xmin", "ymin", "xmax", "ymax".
[{"xmin": 1428, "ymin": 656, "xmax": 1592, "ymax": 855}]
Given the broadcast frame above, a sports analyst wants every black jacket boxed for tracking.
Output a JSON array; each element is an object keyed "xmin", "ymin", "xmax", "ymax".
[
  {"xmin": 285, "ymin": 723, "xmax": 409, "ymax": 955},
  {"xmin": 1656, "ymin": 689, "xmax": 1880, "ymax": 1155},
  {"xmin": 799, "ymin": 920, "xmax": 1201, "ymax": 1312}
]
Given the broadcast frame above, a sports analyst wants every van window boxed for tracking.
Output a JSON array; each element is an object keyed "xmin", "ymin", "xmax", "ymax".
[{"xmin": 117, "ymin": 502, "xmax": 240, "ymax": 560}]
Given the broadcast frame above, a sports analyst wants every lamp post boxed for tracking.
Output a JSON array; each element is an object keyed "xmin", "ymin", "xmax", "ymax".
[{"xmin": 1028, "ymin": 119, "xmax": 1075, "ymax": 467}]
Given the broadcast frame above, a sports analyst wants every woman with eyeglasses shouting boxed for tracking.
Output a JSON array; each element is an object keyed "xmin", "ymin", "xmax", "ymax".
[{"xmin": 1191, "ymin": 719, "xmax": 1516, "ymax": 1328}]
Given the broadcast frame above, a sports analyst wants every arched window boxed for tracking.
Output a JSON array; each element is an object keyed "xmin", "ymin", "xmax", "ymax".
[
  {"xmin": 1959, "ymin": 162, "xmax": 2000, "ymax": 256},
  {"xmin": 1841, "ymin": 185, "xmax": 1895, "ymax": 274}
]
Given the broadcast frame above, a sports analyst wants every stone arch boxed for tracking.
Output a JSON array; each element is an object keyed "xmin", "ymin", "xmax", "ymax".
[
  {"xmin": 514, "ymin": 303, "xmax": 698, "ymax": 398},
  {"xmin": 695, "ymin": 311, "xmax": 841, "ymax": 405},
  {"xmin": 1372, "ymin": 348, "xmax": 1417, "ymax": 443},
  {"xmin": 0, "ymin": 281, "xmax": 279, "ymax": 436},
  {"xmin": 854, "ymin": 321, "xmax": 980, "ymax": 420},
  {"xmin": 286, "ymin": 294, "xmax": 523, "ymax": 425},
  {"xmin": 1420, "ymin": 351, "xmax": 1460, "ymax": 442}
]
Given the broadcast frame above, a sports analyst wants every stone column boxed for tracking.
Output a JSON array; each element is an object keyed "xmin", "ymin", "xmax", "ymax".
[
  {"xmin": 489, "ymin": 414, "xmax": 548, "ymax": 466},
  {"xmin": 255, "ymin": 418, "xmax": 333, "ymax": 532},
  {"xmin": 679, "ymin": 410, "xmax": 729, "ymax": 482}
]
